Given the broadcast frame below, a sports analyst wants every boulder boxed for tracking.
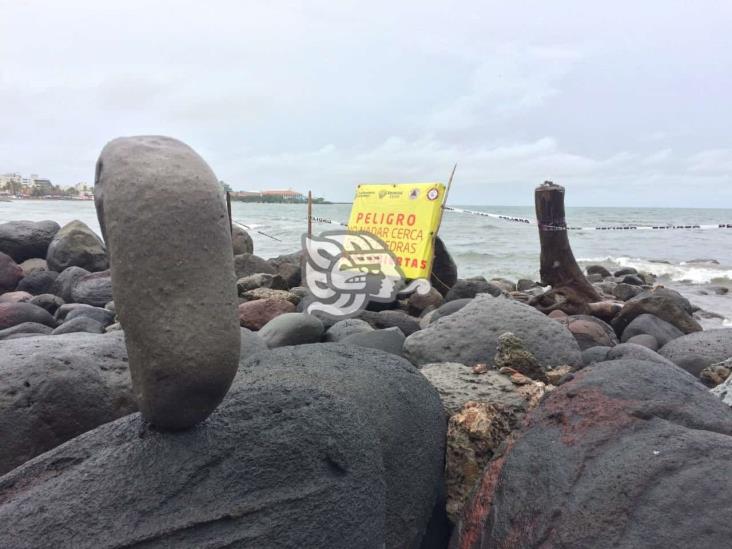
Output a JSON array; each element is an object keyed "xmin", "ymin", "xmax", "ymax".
[
  {"xmin": 0, "ymin": 384, "xmax": 386, "ymax": 548},
  {"xmin": 239, "ymin": 327, "xmax": 268, "ymax": 357},
  {"xmin": 0, "ymin": 302, "xmax": 57, "ymax": 330},
  {"xmin": 233, "ymin": 253, "xmax": 276, "ymax": 279},
  {"xmin": 18, "ymin": 257, "xmax": 47, "ymax": 275},
  {"xmin": 431, "ymin": 236, "xmax": 458, "ymax": 296},
  {"xmin": 0, "ymin": 332, "xmax": 135, "ymax": 475},
  {"xmin": 0, "ymin": 322, "xmax": 53, "ymax": 341},
  {"xmin": 493, "ymin": 332, "xmax": 547, "ymax": 382},
  {"xmin": 620, "ymin": 313, "xmax": 685, "ymax": 346},
  {"xmin": 586, "ymin": 264, "xmax": 611, "ymax": 278},
  {"xmin": 404, "ymin": 295, "xmax": 582, "ymax": 369},
  {"xmin": 659, "ymin": 328, "xmax": 732, "ymax": 376},
  {"xmin": 341, "ymin": 326, "xmax": 406, "ymax": 355},
  {"xmin": 70, "ymin": 270, "xmax": 113, "ymax": 307},
  {"xmin": 452, "ymin": 359, "xmax": 732, "ymax": 549},
  {"xmin": 516, "ymin": 279, "xmax": 540, "ymax": 291},
  {"xmin": 96, "ymin": 136, "xmax": 240, "ymax": 431},
  {"xmin": 240, "ymin": 287, "xmax": 300, "ymax": 304},
  {"xmin": 238, "ymin": 298, "xmax": 296, "ymax": 330},
  {"xmin": 46, "ymin": 220, "xmax": 108, "ymax": 273},
  {"xmin": 359, "ymin": 309, "xmax": 421, "ymax": 336},
  {"xmin": 0, "ymin": 291, "xmax": 32, "ymax": 303},
  {"xmin": 324, "ymin": 318, "xmax": 374, "ymax": 342},
  {"xmin": 582, "ymin": 345, "xmax": 611, "ymax": 365},
  {"xmin": 258, "ymin": 312, "xmax": 324, "ymax": 348},
  {"xmin": 29, "ymin": 293, "xmax": 64, "ymax": 314},
  {"xmin": 239, "ymin": 343, "xmax": 446, "ymax": 548},
  {"xmin": 429, "ymin": 298, "xmax": 473, "ymax": 324},
  {"xmin": 489, "ymin": 278, "xmax": 516, "ymax": 293},
  {"xmin": 562, "ymin": 314, "xmax": 618, "ymax": 350},
  {"xmin": 65, "ymin": 305, "xmax": 116, "ymax": 327},
  {"xmin": 16, "ymin": 269, "xmax": 58, "ymax": 295},
  {"xmin": 712, "ymin": 376, "xmax": 732, "ymax": 407},
  {"xmin": 611, "ymin": 291, "xmax": 702, "ymax": 336},
  {"xmin": 445, "ymin": 277, "xmax": 503, "ymax": 302},
  {"xmin": 612, "ymin": 282, "xmax": 643, "ymax": 301},
  {"xmin": 0, "ymin": 220, "xmax": 60, "ymax": 262},
  {"xmin": 52, "ymin": 316, "xmax": 105, "ymax": 335},
  {"xmin": 407, "ymin": 286, "xmax": 444, "ymax": 315},
  {"xmin": 236, "ymin": 272, "xmax": 288, "ymax": 293},
  {"xmin": 625, "ymin": 333, "xmax": 659, "ymax": 350},
  {"xmin": 622, "ymin": 274, "xmax": 645, "ymax": 286},
  {"xmin": 231, "ymin": 223, "xmax": 254, "ymax": 255},
  {"xmin": 0, "ymin": 251, "xmax": 23, "ymax": 293},
  {"xmin": 605, "ymin": 342, "xmax": 676, "ymax": 367},
  {"xmin": 613, "ymin": 266, "xmax": 638, "ymax": 276},
  {"xmin": 50, "ymin": 265, "xmax": 89, "ymax": 302},
  {"xmin": 267, "ymin": 250, "xmax": 303, "ymax": 288}
]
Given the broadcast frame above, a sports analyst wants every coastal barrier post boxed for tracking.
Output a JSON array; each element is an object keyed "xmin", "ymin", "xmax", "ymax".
[{"xmin": 226, "ymin": 191, "xmax": 232, "ymax": 235}]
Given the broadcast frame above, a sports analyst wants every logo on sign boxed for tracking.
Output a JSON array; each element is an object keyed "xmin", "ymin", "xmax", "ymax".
[
  {"xmin": 409, "ymin": 188, "xmax": 420, "ymax": 200},
  {"xmin": 427, "ymin": 187, "xmax": 440, "ymax": 201}
]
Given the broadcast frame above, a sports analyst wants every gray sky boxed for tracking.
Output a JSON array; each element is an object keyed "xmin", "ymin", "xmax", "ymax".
[{"xmin": 1, "ymin": 1, "xmax": 730, "ymax": 206}]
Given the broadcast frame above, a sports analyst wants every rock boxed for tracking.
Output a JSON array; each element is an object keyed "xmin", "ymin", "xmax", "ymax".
[
  {"xmin": 710, "ymin": 285, "xmax": 729, "ymax": 295},
  {"xmin": 0, "ymin": 251, "xmax": 23, "ymax": 293},
  {"xmin": 494, "ymin": 332, "xmax": 547, "ymax": 382},
  {"xmin": 258, "ymin": 312, "xmax": 324, "ymax": 348},
  {"xmin": 582, "ymin": 345, "xmax": 610, "ymax": 365},
  {"xmin": 324, "ymin": 318, "xmax": 374, "ymax": 342},
  {"xmin": 612, "ymin": 282, "xmax": 643, "ymax": 301},
  {"xmin": 0, "ymin": 332, "xmax": 135, "ymax": 475},
  {"xmin": 407, "ymin": 286, "xmax": 444, "ymax": 315},
  {"xmin": 238, "ymin": 298, "xmax": 296, "ymax": 330},
  {"xmin": 0, "ymin": 302, "xmax": 57, "ymax": 330},
  {"xmin": 0, "ymin": 322, "xmax": 53, "ymax": 341},
  {"xmin": 46, "ymin": 220, "xmax": 108, "ymax": 273},
  {"xmin": 586, "ymin": 264, "xmax": 611, "ymax": 277},
  {"xmin": 605, "ymin": 342, "xmax": 676, "ymax": 367},
  {"xmin": 625, "ymin": 333, "xmax": 659, "ymax": 350},
  {"xmin": 586, "ymin": 273, "xmax": 604, "ymax": 283},
  {"xmin": 546, "ymin": 364, "xmax": 574, "ymax": 385},
  {"xmin": 0, "ymin": 220, "xmax": 60, "ymax": 262},
  {"xmin": 236, "ymin": 272, "xmax": 288, "ymax": 293},
  {"xmin": 49, "ymin": 265, "xmax": 89, "ymax": 302},
  {"xmin": 95, "ymin": 136, "xmax": 240, "ymax": 431},
  {"xmin": 562, "ymin": 314, "xmax": 619, "ymax": 350},
  {"xmin": 65, "ymin": 304, "xmax": 116, "ymax": 327},
  {"xmin": 341, "ymin": 326, "xmax": 406, "ymax": 355},
  {"xmin": 419, "ymin": 308, "xmax": 440, "ymax": 329},
  {"xmin": 18, "ymin": 257, "xmax": 47, "ymax": 276},
  {"xmin": 0, "ymin": 291, "xmax": 32, "ymax": 303},
  {"xmin": 611, "ymin": 291, "xmax": 702, "ymax": 336},
  {"xmin": 233, "ymin": 252, "xmax": 276, "ymax": 279},
  {"xmin": 267, "ymin": 251, "xmax": 303, "ymax": 288},
  {"xmin": 429, "ymin": 298, "xmax": 473, "ymax": 324},
  {"xmin": 711, "ymin": 375, "xmax": 732, "ymax": 406},
  {"xmin": 631, "ymin": 287, "xmax": 694, "ymax": 313},
  {"xmin": 70, "ymin": 270, "xmax": 113, "ymax": 307},
  {"xmin": 516, "ymin": 279, "xmax": 540, "ymax": 291},
  {"xmin": 16, "ymin": 269, "xmax": 58, "ymax": 295},
  {"xmin": 658, "ymin": 328, "xmax": 732, "ymax": 376},
  {"xmin": 445, "ymin": 277, "xmax": 503, "ymax": 302},
  {"xmin": 404, "ymin": 295, "xmax": 582, "ymax": 369},
  {"xmin": 52, "ymin": 315, "xmax": 105, "ymax": 335},
  {"xmin": 0, "ymin": 383, "xmax": 386, "ymax": 548},
  {"xmin": 613, "ymin": 266, "xmax": 638, "ymax": 276},
  {"xmin": 240, "ymin": 287, "xmax": 300, "ymax": 304},
  {"xmin": 452, "ymin": 359, "xmax": 732, "ymax": 549},
  {"xmin": 239, "ymin": 343, "xmax": 446, "ymax": 548},
  {"xmin": 29, "ymin": 293, "xmax": 64, "ymax": 314},
  {"xmin": 431, "ymin": 236, "xmax": 458, "ymax": 296},
  {"xmin": 622, "ymin": 274, "xmax": 645, "ymax": 286},
  {"xmin": 231, "ymin": 223, "xmax": 254, "ymax": 255},
  {"xmin": 239, "ymin": 327, "xmax": 268, "ymax": 356},
  {"xmin": 700, "ymin": 359, "xmax": 731, "ymax": 388},
  {"xmin": 620, "ymin": 313, "xmax": 685, "ymax": 346},
  {"xmin": 359, "ymin": 309, "xmax": 421, "ymax": 336},
  {"xmin": 489, "ymin": 278, "xmax": 516, "ymax": 292}
]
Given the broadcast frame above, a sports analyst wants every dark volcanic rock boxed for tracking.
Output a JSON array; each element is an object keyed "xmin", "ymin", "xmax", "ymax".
[
  {"xmin": 625, "ymin": 333, "xmax": 659, "ymax": 350},
  {"xmin": 659, "ymin": 328, "xmax": 732, "ymax": 376},
  {"xmin": 0, "ymin": 332, "xmax": 134, "ymax": 475},
  {"xmin": 50, "ymin": 265, "xmax": 89, "ymax": 302},
  {"xmin": 605, "ymin": 342, "xmax": 676, "ymax": 367},
  {"xmin": 0, "ymin": 322, "xmax": 53, "ymax": 341},
  {"xmin": 612, "ymin": 282, "xmax": 643, "ymax": 301},
  {"xmin": 239, "ymin": 343, "xmax": 446, "ymax": 548},
  {"xmin": 258, "ymin": 312, "xmax": 324, "ymax": 348},
  {"xmin": 359, "ymin": 309, "xmax": 421, "ymax": 336},
  {"xmin": 52, "ymin": 316, "xmax": 105, "ymax": 335},
  {"xmin": 431, "ymin": 236, "xmax": 458, "ymax": 296},
  {"xmin": 70, "ymin": 270, "xmax": 113, "ymax": 307},
  {"xmin": 236, "ymin": 272, "xmax": 288, "ymax": 293},
  {"xmin": 563, "ymin": 314, "xmax": 619, "ymax": 350},
  {"xmin": 445, "ymin": 277, "xmax": 503, "ymax": 302},
  {"xmin": 231, "ymin": 223, "xmax": 254, "ymax": 255},
  {"xmin": 0, "ymin": 220, "xmax": 60, "ymax": 262},
  {"xmin": 452, "ymin": 359, "xmax": 732, "ymax": 549},
  {"xmin": 65, "ymin": 304, "xmax": 115, "ymax": 327},
  {"xmin": 324, "ymin": 318, "xmax": 374, "ymax": 342},
  {"xmin": 586, "ymin": 264, "xmax": 611, "ymax": 278},
  {"xmin": 611, "ymin": 291, "xmax": 702, "ymax": 336},
  {"xmin": 18, "ymin": 257, "xmax": 48, "ymax": 276},
  {"xmin": 267, "ymin": 250, "xmax": 303, "ymax": 288},
  {"xmin": 0, "ymin": 302, "xmax": 57, "ymax": 330},
  {"xmin": 29, "ymin": 293, "xmax": 64, "ymax": 314},
  {"xmin": 96, "ymin": 136, "xmax": 240, "ymax": 431},
  {"xmin": 16, "ymin": 269, "xmax": 58, "ymax": 295},
  {"xmin": 407, "ymin": 286, "xmax": 444, "ymax": 315},
  {"xmin": 621, "ymin": 313, "xmax": 684, "ymax": 346},
  {"xmin": 0, "ymin": 251, "xmax": 23, "ymax": 293},
  {"xmin": 341, "ymin": 326, "xmax": 406, "ymax": 355},
  {"xmin": 582, "ymin": 345, "xmax": 611, "ymax": 365},
  {"xmin": 404, "ymin": 295, "xmax": 582, "ymax": 368},
  {"xmin": 46, "ymin": 220, "xmax": 108, "ymax": 273},
  {"xmin": 0, "ymin": 383, "xmax": 385, "ymax": 548},
  {"xmin": 613, "ymin": 266, "xmax": 638, "ymax": 276},
  {"xmin": 429, "ymin": 298, "xmax": 473, "ymax": 324},
  {"xmin": 234, "ymin": 252, "xmax": 276, "ymax": 279}
]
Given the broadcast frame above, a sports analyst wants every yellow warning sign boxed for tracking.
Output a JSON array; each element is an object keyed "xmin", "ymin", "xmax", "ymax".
[{"xmin": 347, "ymin": 183, "xmax": 446, "ymax": 279}]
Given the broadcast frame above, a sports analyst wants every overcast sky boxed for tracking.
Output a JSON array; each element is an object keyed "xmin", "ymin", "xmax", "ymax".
[{"xmin": 1, "ymin": 1, "xmax": 730, "ymax": 206}]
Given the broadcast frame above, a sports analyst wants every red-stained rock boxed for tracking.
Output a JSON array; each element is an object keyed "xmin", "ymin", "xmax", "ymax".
[
  {"xmin": 0, "ymin": 252, "xmax": 23, "ymax": 293},
  {"xmin": 238, "ymin": 298, "xmax": 295, "ymax": 330}
]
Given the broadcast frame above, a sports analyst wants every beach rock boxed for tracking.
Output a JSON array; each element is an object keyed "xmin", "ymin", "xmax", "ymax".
[
  {"xmin": 65, "ymin": 304, "xmax": 115, "ymax": 327},
  {"xmin": 324, "ymin": 318, "xmax": 374, "ymax": 342},
  {"xmin": 0, "ymin": 331, "xmax": 134, "ymax": 475},
  {"xmin": 700, "ymin": 359, "xmax": 731, "ymax": 388},
  {"xmin": 620, "ymin": 313, "xmax": 685, "ymax": 346},
  {"xmin": 16, "ymin": 269, "xmax": 58, "ymax": 295},
  {"xmin": 0, "ymin": 302, "xmax": 57, "ymax": 330},
  {"xmin": 240, "ymin": 287, "xmax": 299, "ymax": 304},
  {"xmin": 622, "ymin": 274, "xmax": 645, "ymax": 286},
  {"xmin": 46, "ymin": 220, "xmax": 108, "ymax": 273},
  {"xmin": 451, "ymin": 359, "xmax": 732, "ymax": 549},
  {"xmin": 18, "ymin": 257, "xmax": 47, "ymax": 275},
  {"xmin": 586, "ymin": 273, "xmax": 604, "ymax": 283},
  {"xmin": 586, "ymin": 264, "xmax": 611, "ymax": 278},
  {"xmin": 0, "ymin": 322, "xmax": 53, "ymax": 341},
  {"xmin": 268, "ymin": 250, "xmax": 303, "ymax": 288},
  {"xmin": 658, "ymin": 328, "xmax": 732, "ymax": 376},
  {"xmin": 445, "ymin": 277, "xmax": 503, "ymax": 302},
  {"xmin": 70, "ymin": 270, "xmax": 113, "ymax": 307},
  {"xmin": 359, "ymin": 309, "xmax": 421, "ymax": 336},
  {"xmin": 611, "ymin": 291, "xmax": 702, "ymax": 336},
  {"xmin": 431, "ymin": 236, "xmax": 458, "ymax": 295},
  {"xmin": 233, "ymin": 252, "xmax": 276, "ymax": 279},
  {"xmin": 562, "ymin": 314, "xmax": 619, "ymax": 350},
  {"xmin": 494, "ymin": 332, "xmax": 547, "ymax": 382},
  {"xmin": 341, "ymin": 326, "xmax": 405, "ymax": 355},
  {"xmin": 239, "ymin": 343, "xmax": 446, "ymax": 548},
  {"xmin": 239, "ymin": 327, "xmax": 268, "ymax": 357},
  {"xmin": 0, "ymin": 291, "xmax": 32, "ymax": 303},
  {"xmin": 516, "ymin": 279, "xmax": 540, "ymax": 291},
  {"xmin": 605, "ymin": 342, "xmax": 676, "ymax": 367},
  {"xmin": 711, "ymin": 375, "xmax": 732, "ymax": 406},
  {"xmin": 407, "ymin": 286, "xmax": 444, "ymax": 315},
  {"xmin": 236, "ymin": 272, "xmax": 288, "ymax": 293},
  {"xmin": 0, "ymin": 251, "xmax": 23, "ymax": 293},
  {"xmin": 52, "ymin": 315, "xmax": 105, "ymax": 335},
  {"xmin": 49, "ymin": 265, "xmax": 89, "ymax": 302},
  {"xmin": 96, "ymin": 136, "xmax": 240, "ymax": 431},
  {"xmin": 612, "ymin": 282, "xmax": 643, "ymax": 301},
  {"xmin": 0, "ymin": 383, "xmax": 386, "ymax": 548},
  {"xmin": 429, "ymin": 298, "xmax": 473, "ymax": 324},
  {"xmin": 489, "ymin": 278, "xmax": 516, "ymax": 293},
  {"xmin": 582, "ymin": 345, "xmax": 610, "ymax": 365},
  {"xmin": 404, "ymin": 295, "xmax": 582, "ymax": 368},
  {"xmin": 0, "ymin": 220, "xmax": 60, "ymax": 262},
  {"xmin": 238, "ymin": 297, "xmax": 296, "ymax": 330},
  {"xmin": 258, "ymin": 312, "xmax": 324, "ymax": 348},
  {"xmin": 613, "ymin": 266, "xmax": 638, "ymax": 276},
  {"xmin": 231, "ymin": 223, "xmax": 254, "ymax": 255},
  {"xmin": 625, "ymin": 333, "xmax": 659, "ymax": 350},
  {"xmin": 29, "ymin": 293, "xmax": 64, "ymax": 314}
]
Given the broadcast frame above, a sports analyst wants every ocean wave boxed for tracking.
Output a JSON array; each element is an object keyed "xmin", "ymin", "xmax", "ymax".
[{"xmin": 577, "ymin": 256, "xmax": 732, "ymax": 284}]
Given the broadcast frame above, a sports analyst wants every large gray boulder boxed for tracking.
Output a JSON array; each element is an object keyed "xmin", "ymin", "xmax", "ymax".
[
  {"xmin": 0, "ymin": 382, "xmax": 385, "ymax": 548},
  {"xmin": 712, "ymin": 375, "xmax": 732, "ymax": 407},
  {"xmin": 659, "ymin": 328, "xmax": 732, "ymax": 376},
  {"xmin": 95, "ymin": 136, "xmax": 240, "ymax": 430},
  {"xmin": 70, "ymin": 270, "xmax": 113, "ymax": 307},
  {"xmin": 46, "ymin": 220, "xmax": 108, "ymax": 273},
  {"xmin": 341, "ymin": 326, "xmax": 406, "ymax": 355},
  {"xmin": 0, "ymin": 251, "xmax": 24, "ymax": 293},
  {"xmin": 0, "ymin": 302, "xmax": 57, "ymax": 330},
  {"xmin": 231, "ymin": 223, "xmax": 254, "ymax": 255},
  {"xmin": 0, "ymin": 220, "xmax": 60, "ymax": 262},
  {"xmin": 239, "ymin": 344, "xmax": 446, "ymax": 548},
  {"xmin": 257, "ymin": 312, "xmax": 324, "ymax": 348},
  {"xmin": 621, "ymin": 313, "xmax": 685, "ymax": 346},
  {"xmin": 0, "ymin": 332, "xmax": 135, "ymax": 475},
  {"xmin": 404, "ymin": 295, "xmax": 582, "ymax": 368},
  {"xmin": 234, "ymin": 253, "xmax": 276, "ymax": 279},
  {"xmin": 16, "ymin": 269, "xmax": 58, "ymax": 295},
  {"xmin": 50, "ymin": 265, "xmax": 89, "ymax": 302}
]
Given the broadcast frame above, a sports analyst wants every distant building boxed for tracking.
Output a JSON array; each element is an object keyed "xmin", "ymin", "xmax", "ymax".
[
  {"xmin": 261, "ymin": 189, "xmax": 305, "ymax": 200},
  {"xmin": 230, "ymin": 188, "xmax": 306, "ymax": 203}
]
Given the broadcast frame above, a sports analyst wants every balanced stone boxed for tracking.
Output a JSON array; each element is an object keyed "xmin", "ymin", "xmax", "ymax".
[{"xmin": 95, "ymin": 136, "xmax": 240, "ymax": 430}]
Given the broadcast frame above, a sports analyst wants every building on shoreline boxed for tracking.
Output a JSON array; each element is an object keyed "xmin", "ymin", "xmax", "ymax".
[
  {"xmin": 230, "ymin": 188, "xmax": 306, "ymax": 203},
  {"xmin": 0, "ymin": 172, "xmax": 93, "ymax": 199}
]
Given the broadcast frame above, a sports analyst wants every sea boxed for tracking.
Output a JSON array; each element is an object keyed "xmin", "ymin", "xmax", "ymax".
[{"xmin": 2, "ymin": 200, "xmax": 731, "ymax": 328}]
